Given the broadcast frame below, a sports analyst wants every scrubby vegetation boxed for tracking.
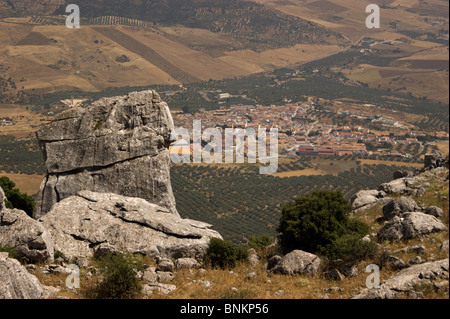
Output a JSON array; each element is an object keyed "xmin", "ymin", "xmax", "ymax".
[
  {"xmin": 278, "ymin": 190, "xmax": 376, "ymax": 270},
  {"xmin": 91, "ymin": 253, "xmax": 144, "ymax": 299},
  {"xmin": 0, "ymin": 176, "xmax": 35, "ymax": 217},
  {"xmin": 204, "ymin": 238, "xmax": 249, "ymax": 269}
]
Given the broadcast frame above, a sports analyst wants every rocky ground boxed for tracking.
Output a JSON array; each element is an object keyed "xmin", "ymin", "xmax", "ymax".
[{"xmin": 1, "ymin": 154, "xmax": 448, "ymax": 299}]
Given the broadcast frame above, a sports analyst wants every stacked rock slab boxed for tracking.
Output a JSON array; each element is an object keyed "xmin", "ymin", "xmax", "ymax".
[
  {"xmin": 35, "ymin": 90, "xmax": 177, "ymax": 218},
  {"xmin": 40, "ymin": 191, "xmax": 222, "ymax": 261}
]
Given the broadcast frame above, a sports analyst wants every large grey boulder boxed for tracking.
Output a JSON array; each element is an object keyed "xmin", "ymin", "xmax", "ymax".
[
  {"xmin": 424, "ymin": 152, "xmax": 447, "ymax": 170},
  {"xmin": 382, "ymin": 197, "xmax": 420, "ymax": 220},
  {"xmin": 350, "ymin": 190, "xmax": 380, "ymax": 209},
  {"xmin": 353, "ymin": 259, "xmax": 449, "ymax": 299},
  {"xmin": 0, "ymin": 188, "xmax": 54, "ymax": 264},
  {"xmin": 0, "ymin": 252, "xmax": 44, "ymax": 299},
  {"xmin": 271, "ymin": 250, "xmax": 321, "ymax": 276},
  {"xmin": 35, "ymin": 90, "xmax": 177, "ymax": 218},
  {"xmin": 377, "ymin": 212, "xmax": 447, "ymax": 242},
  {"xmin": 379, "ymin": 175, "xmax": 428, "ymax": 197},
  {"xmin": 40, "ymin": 191, "xmax": 222, "ymax": 261}
]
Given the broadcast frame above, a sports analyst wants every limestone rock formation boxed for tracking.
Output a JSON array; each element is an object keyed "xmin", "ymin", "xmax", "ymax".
[
  {"xmin": 35, "ymin": 90, "xmax": 177, "ymax": 218},
  {"xmin": 377, "ymin": 212, "xmax": 447, "ymax": 242},
  {"xmin": 271, "ymin": 250, "xmax": 321, "ymax": 276},
  {"xmin": 0, "ymin": 252, "xmax": 44, "ymax": 299},
  {"xmin": 353, "ymin": 259, "xmax": 449, "ymax": 299},
  {"xmin": 0, "ymin": 187, "xmax": 54, "ymax": 264},
  {"xmin": 350, "ymin": 190, "xmax": 380, "ymax": 209},
  {"xmin": 382, "ymin": 197, "xmax": 420, "ymax": 220},
  {"xmin": 40, "ymin": 191, "xmax": 222, "ymax": 261}
]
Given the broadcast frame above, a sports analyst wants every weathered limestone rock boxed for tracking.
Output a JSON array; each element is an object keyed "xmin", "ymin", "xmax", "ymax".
[
  {"xmin": 350, "ymin": 190, "xmax": 380, "ymax": 209},
  {"xmin": 40, "ymin": 191, "xmax": 222, "ymax": 261},
  {"xmin": 175, "ymin": 258, "xmax": 200, "ymax": 269},
  {"xmin": 0, "ymin": 188, "xmax": 54, "ymax": 264},
  {"xmin": 35, "ymin": 90, "xmax": 177, "ymax": 217},
  {"xmin": 377, "ymin": 212, "xmax": 447, "ymax": 242},
  {"xmin": 425, "ymin": 206, "xmax": 444, "ymax": 218},
  {"xmin": 382, "ymin": 197, "xmax": 420, "ymax": 220},
  {"xmin": 0, "ymin": 252, "xmax": 44, "ymax": 299},
  {"xmin": 271, "ymin": 250, "xmax": 321, "ymax": 276},
  {"xmin": 424, "ymin": 152, "xmax": 447, "ymax": 170},
  {"xmin": 353, "ymin": 259, "xmax": 449, "ymax": 299}
]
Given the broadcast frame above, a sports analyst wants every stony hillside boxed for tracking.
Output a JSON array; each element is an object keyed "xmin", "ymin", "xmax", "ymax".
[{"xmin": 1, "ymin": 150, "xmax": 448, "ymax": 299}]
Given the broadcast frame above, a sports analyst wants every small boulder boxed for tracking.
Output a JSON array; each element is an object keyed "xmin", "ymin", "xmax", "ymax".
[
  {"xmin": 425, "ymin": 206, "xmax": 444, "ymax": 218},
  {"xmin": 175, "ymin": 258, "xmax": 200, "ymax": 269},
  {"xmin": 271, "ymin": 250, "xmax": 321, "ymax": 276},
  {"xmin": 157, "ymin": 258, "xmax": 175, "ymax": 272}
]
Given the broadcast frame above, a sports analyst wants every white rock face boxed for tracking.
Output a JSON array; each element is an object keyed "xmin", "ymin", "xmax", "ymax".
[
  {"xmin": 0, "ymin": 252, "xmax": 44, "ymax": 299},
  {"xmin": 40, "ymin": 191, "xmax": 222, "ymax": 261},
  {"xmin": 35, "ymin": 90, "xmax": 178, "ymax": 218}
]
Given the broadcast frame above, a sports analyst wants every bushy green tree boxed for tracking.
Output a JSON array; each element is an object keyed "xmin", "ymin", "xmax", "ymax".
[
  {"xmin": 95, "ymin": 253, "xmax": 143, "ymax": 299},
  {"xmin": 205, "ymin": 238, "xmax": 248, "ymax": 269},
  {"xmin": 0, "ymin": 176, "xmax": 35, "ymax": 217},
  {"xmin": 278, "ymin": 190, "xmax": 370, "ymax": 259},
  {"xmin": 248, "ymin": 234, "xmax": 275, "ymax": 250}
]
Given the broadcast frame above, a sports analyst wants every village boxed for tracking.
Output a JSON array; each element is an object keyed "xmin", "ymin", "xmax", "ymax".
[{"xmin": 173, "ymin": 100, "xmax": 449, "ymax": 159}]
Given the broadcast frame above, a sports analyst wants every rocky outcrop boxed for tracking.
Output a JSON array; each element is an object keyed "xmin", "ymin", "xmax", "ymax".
[
  {"xmin": 382, "ymin": 197, "xmax": 420, "ymax": 220},
  {"xmin": 270, "ymin": 250, "xmax": 321, "ymax": 276},
  {"xmin": 377, "ymin": 212, "xmax": 447, "ymax": 242},
  {"xmin": 350, "ymin": 189, "xmax": 391, "ymax": 214},
  {"xmin": 350, "ymin": 190, "xmax": 380, "ymax": 209},
  {"xmin": 424, "ymin": 152, "xmax": 448, "ymax": 170},
  {"xmin": 0, "ymin": 187, "xmax": 54, "ymax": 264},
  {"xmin": 35, "ymin": 90, "xmax": 177, "ymax": 218},
  {"xmin": 353, "ymin": 259, "xmax": 449, "ymax": 299},
  {"xmin": 40, "ymin": 191, "xmax": 222, "ymax": 261},
  {"xmin": 0, "ymin": 252, "xmax": 44, "ymax": 299}
]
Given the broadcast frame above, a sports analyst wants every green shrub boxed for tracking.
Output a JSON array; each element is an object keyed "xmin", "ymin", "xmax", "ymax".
[
  {"xmin": 95, "ymin": 253, "xmax": 143, "ymax": 299},
  {"xmin": 323, "ymin": 234, "xmax": 378, "ymax": 269},
  {"xmin": 0, "ymin": 176, "xmax": 35, "ymax": 217},
  {"xmin": 248, "ymin": 234, "xmax": 275, "ymax": 250},
  {"xmin": 205, "ymin": 238, "xmax": 248, "ymax": 269},
  {"xmin": 278, "ymin": 190, "xmax": 372, "ymax": 264},
  {"xmin": 0, "ymin": 246, "xmax": 19, "ymax": 260}
]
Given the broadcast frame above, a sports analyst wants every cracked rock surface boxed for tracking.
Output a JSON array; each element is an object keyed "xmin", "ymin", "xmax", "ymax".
[
  {"xmin": 35, "ymin": 90, "xmax": 177, "ymax": 218},
  {"xmin": 40, "ymin": 191, "xmax": 222, "ymax": 261}
]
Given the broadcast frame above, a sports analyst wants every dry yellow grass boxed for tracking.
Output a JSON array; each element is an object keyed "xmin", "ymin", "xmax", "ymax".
[
  {"xmin": 273, "ymin": 169, "xmax": 326, "ymax": 178},
  {"xmin": 435, "ymin": 142, "xmax": 449, "ymax": 156},
  {"xmin": 0, "ymin": 104, "xmax": 49, "ymax": 138},
  {"xmin": 0, "ymin": 173, "xmax": 44, "ymax": 195}
]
